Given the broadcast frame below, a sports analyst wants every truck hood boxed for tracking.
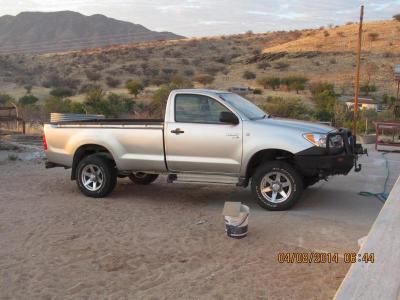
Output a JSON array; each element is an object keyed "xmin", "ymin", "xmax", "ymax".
[{"xmin": 257, "ymin": 117, "xmax": 335, "ymax": 134}]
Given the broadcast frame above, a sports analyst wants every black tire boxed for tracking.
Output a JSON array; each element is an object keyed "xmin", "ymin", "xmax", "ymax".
[
  {"xmin": 129, "ymin": 172, "xmax": 159, "ymax": 185},
  {"xmin": 251, "ymin": 161, "xmax": 303, "ymax": 211},
  {"xmin": 76, "ymin": 154, "xmax": 117, "ymax": 198}
]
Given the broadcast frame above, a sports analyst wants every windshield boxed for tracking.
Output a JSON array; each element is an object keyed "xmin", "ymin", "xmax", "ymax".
[{"xmin": 218, "ymin": 93, "xmax": 267, "ymax": 120}]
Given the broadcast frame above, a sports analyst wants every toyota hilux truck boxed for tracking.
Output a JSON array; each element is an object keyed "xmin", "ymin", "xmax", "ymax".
[{"xmin": 43, "ymin": 89, "xmax": 365, "ymax": 210}]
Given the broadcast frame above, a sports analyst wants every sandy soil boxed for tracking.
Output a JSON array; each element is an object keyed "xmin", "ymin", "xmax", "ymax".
[{"xmin": 1, "ymin": 143, "xmax": 398, "ymax": 299}]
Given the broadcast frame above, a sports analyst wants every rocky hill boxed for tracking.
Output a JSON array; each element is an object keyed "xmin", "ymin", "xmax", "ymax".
[{"xmin": 0, "ymin": 11, "xmax": 184, "ymax": 54}]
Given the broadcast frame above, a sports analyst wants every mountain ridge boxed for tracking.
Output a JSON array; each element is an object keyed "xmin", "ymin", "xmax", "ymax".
[{"xmin": 0, "ymin": 11, "xmax": 184, "ymax": 54}]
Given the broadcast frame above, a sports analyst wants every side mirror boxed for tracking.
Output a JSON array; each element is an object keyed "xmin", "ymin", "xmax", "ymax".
[{"xmin": 219, "ymin": 111, "xmax": 239, "ymax": 125}]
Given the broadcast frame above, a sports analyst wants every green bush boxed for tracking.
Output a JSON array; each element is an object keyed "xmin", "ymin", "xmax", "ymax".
[
  {"xmin": 106, "ymin": 77, "xmax": 121, "ymax": 88},
  {"xmin": 125, "ymin": 80, "xmax": 144, "ymax": 98},
  {"xmin": 50, "ymin": 87, "xmax": 74, "ymax": 98},
  {"xmin": 260, "ymin": 97, "xmax": 313, "ymax": 119},
  {"xmin": 243, "ymin": 71, "xmax": 256, "ymax": 80},
  {"xmin": 281, "ymin": 76, "xmax": 308, "ymax": 93},
  {"xmin": 257, "ymin": 76, "xmax": 281, "ymax": 90},
  {"xmin": 151, "ymin": 84, "xmax": 178, "ymax": 117},
  {"xmin": 360, "ymin": 82, "xmax": 377, "ymax": 96},
  {"xmin": 19, "ymin": 95, "xmax": 39, "ymax": 107},
  {"xmin": 84, "ymin": 89, "xmax": 135, "ymax": 117}
]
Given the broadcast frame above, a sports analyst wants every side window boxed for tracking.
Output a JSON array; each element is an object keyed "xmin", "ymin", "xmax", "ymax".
[{"xmin": 175, "ymin": 94, "xmax": 231, "ymax": 123}]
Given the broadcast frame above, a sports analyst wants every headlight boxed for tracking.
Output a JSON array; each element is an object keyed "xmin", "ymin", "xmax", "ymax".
[
  {"xmin": 303, "ymin": 133, "xmax": 343, "ymax": 148},
  {"xmin": 303, "ymin": 133, "xmax": 327, "ymax": 147}
]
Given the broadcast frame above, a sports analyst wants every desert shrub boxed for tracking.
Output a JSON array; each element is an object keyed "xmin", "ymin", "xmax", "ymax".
[
  {"xmin": 170, "ymin": 75, "xmax": 193, "ymax": 88},
  {"xmin": 281, "ymin": 76, "xmax": 308, "ymax": 93},
  {"xmin": 323, "ymin": 31, "xmax": 330, "ymax": 37},
  {"xmin": 261, "ymin": 97, "xmax": 313, "ymax": 119},
  {"xmin": 368, "ymin": 32, "xmax": 379, "ymax": 41},
  {"xmin": 243, "ymin": 71, "xmax": 256, "ymax": 80},
  {"xmin": 50, "ymin": 87, "xmax": 74, "ymax": 98},
  {"xmin": 125, "ymin": 80, "xmax": 144, "ymax": 98},
  {"xmin": 162, "ymin": 68, "xmax": 178, "ymax": 75},
  {"xmin": 84, "ymin": 89, "xmax": 134, "ymax": 117},
  {"xmin": 18, "ymin": 95, "xmax": 39, "ymax": 107},
  {"xmin": 85, "ymin": 70, "xmax": 102, "ymax": 81},
  {"xmin": 151, "ymin": 84, "xmax": 178, "ymax": 117},
  {"xmin": 44, "ymin": 96, "xmax": 84, "ymax": 114},
  {"xmin": 360, "ymin": 82, "xmax": 377, "ymax": 95},
  {"xmin": 274, "ymin": 62, "xmax": 289, "ymax": 70},
  {"xmin": 329, "ymin": 58, "xmax": 337, "ymax": 64},
  {"xmin": 336, "ymin": 31, "xmax": 345, "ymax": 37},
  {"xmin": 0, "ymin": 93, "xmax": 13, "ymax": 106},
  {"xmin": 382, "ymin": 94, "xmax": 396, "ymax": 108},
  {"xmin": 106, "ymin": 77, "xmax": 121, "ymax": 88},
  {"xmin": 253, "ymin": 89, "xmax": 262, "ymax": 95},
  {"xmin": 8, "ymin": 154, "xmax": 18, "ymax": 161},
  {"xmin": 309, "ymin": 82, "xmax": 335, "ymax": 96},
  {"xmin": 184, "ymin": 69, "xmax": 194, "ymax": 77},
  {"xmin": 393, "ymin": 14, "xmax": 400, "ymax": 21},
  {"xmin": 257, "ymin": 62, "xmax": 271, "ymax": 70},
  {"xmin": 193, "ymin": 74, "xmax": 214, "ymax": 86},
  {"xmin": 79, "ymin": 83, "xmax": 102, "ymax": 94},
  {"xmin": 257, "ymin": 76, "xmax": 281, "ymax": 90}
]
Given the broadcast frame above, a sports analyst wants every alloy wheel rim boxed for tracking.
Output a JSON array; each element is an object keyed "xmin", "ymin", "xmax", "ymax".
[
  {"xmin": 81, "ymin": 164, "xmax": 104, "ymax": 192},
  {"xmin": 260, "ymin": 171, "xmax": 292, "ymax": 203}
]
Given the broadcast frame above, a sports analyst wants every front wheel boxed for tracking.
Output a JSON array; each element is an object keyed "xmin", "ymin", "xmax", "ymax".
[
  {"xmin": 251, "ymin": 161, "xmax": 303, "ymax": 211},
  {"xmin": 129, "ymin": 172, "xmax": 159, "ymax": 185}
]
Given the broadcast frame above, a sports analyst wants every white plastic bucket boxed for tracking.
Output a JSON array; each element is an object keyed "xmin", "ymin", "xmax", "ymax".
[{"xmin": 224, "ymin": 204, "xmax": 249, "ymax": 239}]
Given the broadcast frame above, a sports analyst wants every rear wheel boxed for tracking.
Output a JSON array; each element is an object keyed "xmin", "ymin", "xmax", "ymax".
[
  {"xmin": 76, "ymin": 154, "xmax": 117, "ymax": 198},
  {"xmin": 251, "ymin": 161, "xmax": 303, "ymax": 211},
  {"xmin": 129, "ymin": 172, "xmax": 159, "ymax": 185}
]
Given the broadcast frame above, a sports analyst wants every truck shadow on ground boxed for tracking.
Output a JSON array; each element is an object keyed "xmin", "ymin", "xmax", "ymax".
[{"xmin": 106, "ymin": 176, "xmax": 382, "ymax": 217}]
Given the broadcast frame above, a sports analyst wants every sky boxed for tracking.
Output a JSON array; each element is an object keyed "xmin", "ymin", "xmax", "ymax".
[{"xmin": 1, "ymin": 0, "xmax": 400, "ymax": 37}]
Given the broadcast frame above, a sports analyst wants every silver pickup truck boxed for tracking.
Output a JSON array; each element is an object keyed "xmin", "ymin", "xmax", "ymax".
[{"xmin": 44, "ymin": 89, "xmax": 364, "ymax": 210}]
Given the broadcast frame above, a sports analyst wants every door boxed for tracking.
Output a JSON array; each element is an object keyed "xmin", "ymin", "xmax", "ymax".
[{"xmin": 165, "ymin": 94, "xmax": 242, "ymax": 174}]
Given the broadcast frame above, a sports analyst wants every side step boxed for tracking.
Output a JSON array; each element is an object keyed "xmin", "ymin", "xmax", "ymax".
[{"xmin": 168, "ymin": 174, "xmax": 239, "ymax": 185}]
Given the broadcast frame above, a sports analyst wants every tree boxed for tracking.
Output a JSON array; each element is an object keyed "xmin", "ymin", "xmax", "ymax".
[
  {"xmin": 257, "ymin": 76, "xmax": 281, "ymax": 90},
  {"xmin": 152, "ymin": 84, "xmax": 177, "ymax": 116},
  {"xmin": 193, "ymin": 74, "xmax": 214, "ymax": 86},
  {"xmin": 0, "ymin": 93, "xmax": 14, "ymax": 106},
  {"xmin": 18, "ymin": 95, "xmax": 39, "ymax": 107},
  {"xmin": 24, "ymin": 85, "xmax": 33, "ymax": 94},
  {"xmin": 125, "ymin": 80, "xmax": 144, "ymax": 98},
  {"xmin": 393, "ymin": 14, "xmax": 400, "ymax": 21},
  {"xmin": 243, "ymin": 71, "xmax": 256, "ymax": 80}
]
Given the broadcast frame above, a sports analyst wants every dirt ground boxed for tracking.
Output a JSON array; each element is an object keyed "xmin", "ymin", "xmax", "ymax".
[{"xmin": 0, "ymin": 142, "xmax": 399, "ymax": 300}]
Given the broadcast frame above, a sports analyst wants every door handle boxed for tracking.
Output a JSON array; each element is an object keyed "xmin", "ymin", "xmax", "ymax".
[{"xmin": 171, "ymin": 128, "xmax": 185, "ymax": 135}]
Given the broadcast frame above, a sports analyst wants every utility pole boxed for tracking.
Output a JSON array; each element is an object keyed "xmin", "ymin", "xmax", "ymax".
[{"xmin": 353, "ymin": 5, "xmax": 364, "ymax": 135}]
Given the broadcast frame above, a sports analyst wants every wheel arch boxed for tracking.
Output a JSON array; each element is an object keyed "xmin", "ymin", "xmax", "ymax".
[
  {"xmin": 71, "ymin": 144, "xmax": 116, "ymax": 180},
  {"xmin": 245, "ymin": 148, "xmax": 295, "ymax": 179}
]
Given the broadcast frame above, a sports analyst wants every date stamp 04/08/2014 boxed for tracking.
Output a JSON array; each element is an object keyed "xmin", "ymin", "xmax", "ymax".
[{"xmin": 277, "ymin": 252, "xmax": 375, "ymax": 264}]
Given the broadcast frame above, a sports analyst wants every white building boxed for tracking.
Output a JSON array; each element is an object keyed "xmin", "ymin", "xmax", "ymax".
[{"xmin": 345, "ymin": 98, "xmax": 380, "ymax": 111}]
